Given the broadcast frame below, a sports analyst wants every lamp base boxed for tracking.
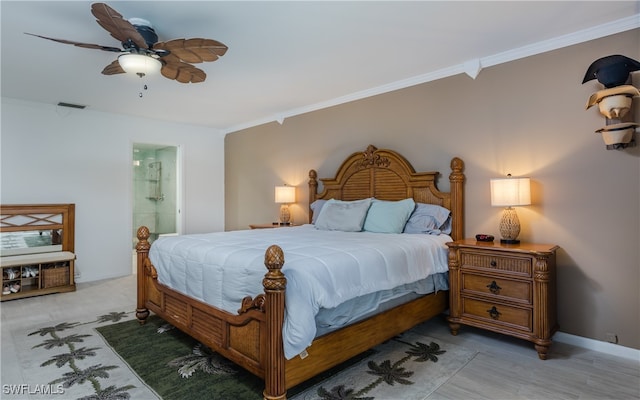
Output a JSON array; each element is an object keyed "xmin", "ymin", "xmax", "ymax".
[
  {"xmin": 279, "ymin": 204, "xmax": 291, "ymax": 225},
  {"xmin": 498, "ymin": 207, "xmax": 521, "ymax": 245}
]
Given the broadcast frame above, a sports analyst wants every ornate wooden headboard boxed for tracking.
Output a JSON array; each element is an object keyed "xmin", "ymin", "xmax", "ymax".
[{"xmin": 308, "ymin": 145, "xmax": 465, "ymax": 240}]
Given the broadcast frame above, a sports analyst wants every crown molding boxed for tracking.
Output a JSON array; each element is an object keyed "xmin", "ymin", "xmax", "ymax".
[{"xmin": 223, "ymin": 15, "xmax": 640, "ymax": 135}]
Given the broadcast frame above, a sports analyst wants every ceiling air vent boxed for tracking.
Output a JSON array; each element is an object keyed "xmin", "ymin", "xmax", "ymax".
[{"xmin": 57, "ymin": 102, "xmax": 86, "ymax": 109}]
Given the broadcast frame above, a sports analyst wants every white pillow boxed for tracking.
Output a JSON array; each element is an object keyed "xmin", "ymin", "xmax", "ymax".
[
  {"xmin": 315, "ymin": 198, "xmax": 372, "ymax": 232},
  {"xmin": 363, "ymin": 198, "xmax": 416, "ymax": 234}
]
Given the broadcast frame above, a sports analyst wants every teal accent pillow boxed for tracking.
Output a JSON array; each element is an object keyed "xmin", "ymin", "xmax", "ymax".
[
  {"xmin": 315, "ymin": 198, "xmax": 373, "ymax": 232},
  {"xmin": 363, "ymin": 198, "xmax": 416, "ymax": 234}
]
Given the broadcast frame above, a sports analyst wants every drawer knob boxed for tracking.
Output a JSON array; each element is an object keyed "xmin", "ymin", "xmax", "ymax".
[
  {"xmin": 490, "ymin": 260, "xmax": 497, "ymax": 267},
  {"xmin": 487, "ymin": 306, "xmax": 501, "ymax": 320},
  {"xmin": 486, "ymin": 280, "xmax": 502, "ymax": 294}
]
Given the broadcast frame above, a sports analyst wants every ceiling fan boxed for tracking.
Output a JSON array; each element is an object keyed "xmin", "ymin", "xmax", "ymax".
[{"xmin": 26, "ymin": 2, "xmax": 227, "ymax": 83}]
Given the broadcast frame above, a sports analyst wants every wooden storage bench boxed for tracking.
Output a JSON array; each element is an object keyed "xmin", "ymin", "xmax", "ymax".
[{"xmin": 1, "ymin": 204, "xmax": 76, "ymax": 301}]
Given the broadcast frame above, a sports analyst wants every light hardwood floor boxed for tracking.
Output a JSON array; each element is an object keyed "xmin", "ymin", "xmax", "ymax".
[{"xmin": 1, "ymin": 274, "xmax": 639, "ymax": 400}]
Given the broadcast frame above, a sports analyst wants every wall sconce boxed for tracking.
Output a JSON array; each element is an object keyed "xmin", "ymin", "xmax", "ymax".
[
  {"xmin": 583, "ymin": 54, "xmax": 640, "ymax": 150},
  {"xmin": 490, "ymin": 175, "xmax": 531, "ymax": 244},
  {"xmin": 275, "ymin": 185, "xmax": 296, "ymax": 225}
]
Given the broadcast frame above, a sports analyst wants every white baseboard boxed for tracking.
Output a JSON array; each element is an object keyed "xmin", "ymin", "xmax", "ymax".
[{"xmin": 554, "ymin": 331, "xmax": 640, "ymax": 361}]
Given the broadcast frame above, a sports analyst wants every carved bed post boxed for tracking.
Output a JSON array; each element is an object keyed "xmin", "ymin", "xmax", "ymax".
[
  {"xmin": 449, "ymin": 157, "xmax": 465, "ymax": 241},
  {"xmin": 308, "ymin": 169, "xmax": 318, "ymax": 224},
  {"xmin": 135, "ymin": 226, "xmax": 151, "ymax": 324},
  {"xmin": 263, "ymin": 245, "xmax": 287, "ymax": 400}
]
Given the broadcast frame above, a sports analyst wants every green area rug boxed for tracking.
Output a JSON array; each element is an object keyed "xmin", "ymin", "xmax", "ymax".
[
  {"xmin": 97, "ymin": 315, "xmax": 264, "ymax": 400},
  {"xmin": 11, "ymin": 310, "xmax": 477, "ymax": 400},
  {"xmin": 97, "ymin": 315, "xmax": 478, "ymax": 400}
]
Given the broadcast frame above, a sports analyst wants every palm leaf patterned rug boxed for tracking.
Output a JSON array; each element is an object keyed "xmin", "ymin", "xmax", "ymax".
[{"xmin": 9, "ymin": 311, "xmax": 477, "ymax": 400}]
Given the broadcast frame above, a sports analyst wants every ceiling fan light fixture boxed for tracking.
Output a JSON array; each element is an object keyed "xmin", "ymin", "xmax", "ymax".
[
  {"xmin": 118, "ymin": 53, "xmax": 162, "ymax": 77},
  {"xmin": 28, "ymin": 2, "xmax": 225, "ymax": 84}
]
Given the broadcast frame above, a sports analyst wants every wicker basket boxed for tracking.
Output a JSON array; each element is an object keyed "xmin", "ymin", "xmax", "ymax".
[{"xmin": 43, "ymin": 265, "xmax": 69, "ymax": 288}]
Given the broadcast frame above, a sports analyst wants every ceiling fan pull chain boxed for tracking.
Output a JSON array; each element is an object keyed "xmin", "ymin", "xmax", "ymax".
[{"xmin": 139, "ymin": 84, "xmax": 149, "ymax": 98}]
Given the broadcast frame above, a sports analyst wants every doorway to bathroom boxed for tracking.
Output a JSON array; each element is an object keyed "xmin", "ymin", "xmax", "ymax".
[{"xmin": 132, "ymin": 143, "xmax": 182, "ymax": 252}]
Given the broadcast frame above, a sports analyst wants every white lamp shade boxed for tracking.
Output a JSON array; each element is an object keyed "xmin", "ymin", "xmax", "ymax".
[
  {"xmin": 118, "ymin": 54, "xmax": 162, "ymax": 75},
  {"xmin": 490, "ymin": 177, "xmax": 531, "ymax": 207},
  {"xmin": 275, "ymin": 185, "xmax": 296, "ymax": 204}
]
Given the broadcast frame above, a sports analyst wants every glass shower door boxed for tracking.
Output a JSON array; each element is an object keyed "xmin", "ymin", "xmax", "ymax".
[{"xmin": 132, "ymin": 143, "xmax": 181, "ymax": 248}]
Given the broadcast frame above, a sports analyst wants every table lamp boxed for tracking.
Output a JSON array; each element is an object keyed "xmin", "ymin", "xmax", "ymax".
[
  {"xmin": 274, "ymin": 185, "xmax": 296, "ymax": 225},
  {"xmin": 490, "ymin": 175, "xmax": 531, "ymax": 244}
]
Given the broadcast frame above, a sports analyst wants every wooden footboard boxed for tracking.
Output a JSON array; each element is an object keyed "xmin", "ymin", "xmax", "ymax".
[
  {"xmin": 136, "ymin": 226, "xmax": 287, "ymax": 399},
  {"xmin": 136, "ymin": 226, "xmax": 448, "ymax": 399}
]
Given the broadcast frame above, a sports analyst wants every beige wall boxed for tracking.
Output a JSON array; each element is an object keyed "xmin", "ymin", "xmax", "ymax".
[{"xmin": 225, "ymin": 30, "xmax": 640, "ymax": 349}]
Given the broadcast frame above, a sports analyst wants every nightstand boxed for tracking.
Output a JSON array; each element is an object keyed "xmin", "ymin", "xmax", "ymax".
[
  {"xmin": 249, "ymin": 223, "xmax": 300, "ymax": 229},
  {"xmin": 446, "ymin": 239, "xmax": 559, "ymax": 359}
]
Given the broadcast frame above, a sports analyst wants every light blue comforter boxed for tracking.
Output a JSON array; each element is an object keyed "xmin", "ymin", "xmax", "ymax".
[{"xmin": 149, "ymin": 224, "xmax": 450, "ymax": 359}]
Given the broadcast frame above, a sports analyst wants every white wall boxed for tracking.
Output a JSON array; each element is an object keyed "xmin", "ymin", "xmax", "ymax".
[{"xmin": 1, "ymin": 98, "xmax": 225, "ymax": 282}]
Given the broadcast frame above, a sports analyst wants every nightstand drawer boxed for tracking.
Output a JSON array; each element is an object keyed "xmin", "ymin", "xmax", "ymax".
[
  {"xmin": 462, "ymin": 273, "xmax": 532, "ymax": 304},
  {"xmin": 462, "ymin": 298, "xmax": 532, "ymax": 332},
  {"xmin": 460, "ymin": 251, "xmax": 532, "ymax": 277}
]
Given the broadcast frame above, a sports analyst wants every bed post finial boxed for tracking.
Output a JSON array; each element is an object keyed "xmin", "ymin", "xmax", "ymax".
[
  {"xmin": 136, "ymin": 226, "xmax": 150, "ymax": 250},
  {"xmin": 263, "ymin": 245, "xmax": 287, "ymax": 400},
  {"xmin": 449, "ymin": 157, "xmax": 465, "ymax": 241},
  {"xmin": 308, "ymin": 169, "xmax": 318, "ymax": 224},
  {"xmin": 264, "ymin": 245, "xmax": 285, "ymax": 279},
  {"xmin": 136, "ymin": 226, "xmax": 151, "ymax": 324}
]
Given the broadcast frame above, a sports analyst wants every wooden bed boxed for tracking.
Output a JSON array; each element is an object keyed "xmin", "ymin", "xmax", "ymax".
[{"xmin": 135, "ymin": 144, "xmax": 465, "ymax": 399}]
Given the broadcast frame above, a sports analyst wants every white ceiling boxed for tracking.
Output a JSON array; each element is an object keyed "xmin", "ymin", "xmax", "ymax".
[{"xmin": 2, "ymin": 1, "xmax": 639, "ymax": 134}]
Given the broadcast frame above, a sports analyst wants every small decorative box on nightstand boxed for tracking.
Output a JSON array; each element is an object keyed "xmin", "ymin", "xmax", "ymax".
[{"xmin": 446, "ymin": 239, "xmax": 559, "ymax": 359}]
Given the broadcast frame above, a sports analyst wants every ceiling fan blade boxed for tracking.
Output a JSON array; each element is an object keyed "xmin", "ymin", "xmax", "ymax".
[
  {"xmin": 161, "ymin": 57, "xmax": 207, "ymax": 83},
  {"xmin": 154, "ymin": 38, "xmax": 228, "ymax": 64},
  {"xmin": 91, "ymin": 2, "xmax": 148, "ymax": 49},
  {"xmin": 25, "ymin": 33, "xmax": 122, "ymax": 52},
  {"xmin": 101, "ymin": 60, "xmax": 125, "ymax": 75}
]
